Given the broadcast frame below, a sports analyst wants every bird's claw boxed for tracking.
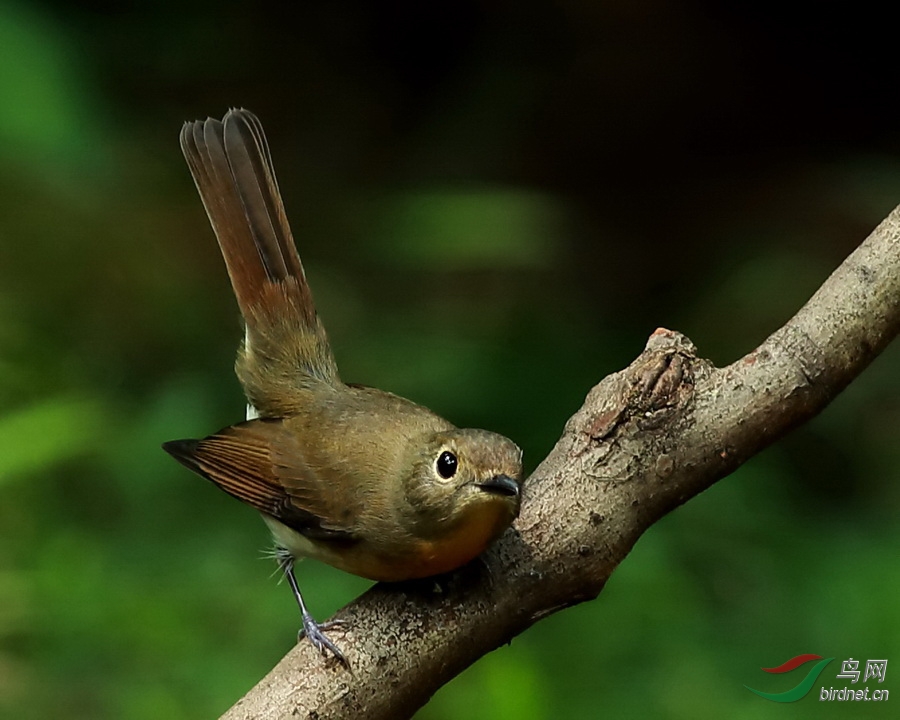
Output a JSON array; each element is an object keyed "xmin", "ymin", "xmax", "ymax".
[{"xmin": 298, "ymin": 615, "xmax": 348, "ymax": 667}]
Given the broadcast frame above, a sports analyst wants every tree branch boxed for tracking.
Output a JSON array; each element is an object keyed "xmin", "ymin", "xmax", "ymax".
[{"xmin": 220, "ymin": 204, "xmax": 900, "ymax": 720}]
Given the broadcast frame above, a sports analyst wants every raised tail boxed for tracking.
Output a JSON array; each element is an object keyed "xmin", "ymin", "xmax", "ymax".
[{"xmin": 180, "ymin": 109, "xmax": 340, "ymax": 413}]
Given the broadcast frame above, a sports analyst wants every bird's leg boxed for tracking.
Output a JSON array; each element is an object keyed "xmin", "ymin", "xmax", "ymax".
[{"xmin": 275, "ymin": 549, "xmax": 348, "ymax": 667}]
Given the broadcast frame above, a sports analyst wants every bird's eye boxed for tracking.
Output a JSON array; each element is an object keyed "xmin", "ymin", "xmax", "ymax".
[{"xmin": 436, "ymin": 450, "xmax": 458, "ymax": 479}]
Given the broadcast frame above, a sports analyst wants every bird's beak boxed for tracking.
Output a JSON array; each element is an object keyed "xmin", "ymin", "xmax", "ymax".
[{"xmin": 476, "ymin": 475, "xmax": 520, "ymax": 498}]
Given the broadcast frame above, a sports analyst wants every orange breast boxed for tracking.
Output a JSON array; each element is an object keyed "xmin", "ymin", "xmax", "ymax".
[
  {"xmin": 314, "ymin": 502, "xmax": 513, "ymax": 582},
  {"xmin": 405, "ymin": 525, "xmax": 500, "ymax": 579}
]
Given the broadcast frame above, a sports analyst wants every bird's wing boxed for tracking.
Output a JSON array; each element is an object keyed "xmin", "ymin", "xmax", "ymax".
[{"xmin": 163, "ymin": 417, "xmax": 357, "ymax": 543}]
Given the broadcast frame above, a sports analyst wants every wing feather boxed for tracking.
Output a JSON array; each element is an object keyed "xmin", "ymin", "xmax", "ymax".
[{"xmin": 163, "ymin": 418, "xmax": 356, "ymax": 543}]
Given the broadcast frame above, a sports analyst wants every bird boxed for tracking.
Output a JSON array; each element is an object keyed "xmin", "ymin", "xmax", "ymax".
[{"xmin": 163, "ymin": 109, "xmax": 524, "ymax": 665}]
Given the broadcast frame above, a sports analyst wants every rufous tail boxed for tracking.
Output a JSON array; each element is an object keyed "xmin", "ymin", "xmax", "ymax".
[{"xmin": 180, "ymin": 109, "xmax": 340, "ymax": 412}]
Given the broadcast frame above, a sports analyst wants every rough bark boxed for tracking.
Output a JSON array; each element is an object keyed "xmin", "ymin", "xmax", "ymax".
[{"xmin": 220, "ymin": 204, "xmax": 900, "ymax": 720}]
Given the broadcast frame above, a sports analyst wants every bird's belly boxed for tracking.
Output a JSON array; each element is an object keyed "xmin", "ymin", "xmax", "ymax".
[{"xmin": 263, "ymin": 507, "xmax": 509, "ymax": 583}]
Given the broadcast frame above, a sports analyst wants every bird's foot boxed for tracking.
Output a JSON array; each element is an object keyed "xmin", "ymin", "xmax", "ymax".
[{"xmin": 297, "ymin": 613, "xmax": 348, "ymax": 667}]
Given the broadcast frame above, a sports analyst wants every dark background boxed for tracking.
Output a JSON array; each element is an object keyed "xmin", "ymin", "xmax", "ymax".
[{"xmin": 1, "ymin": 1, "xmax": 898, "ymax": 718}]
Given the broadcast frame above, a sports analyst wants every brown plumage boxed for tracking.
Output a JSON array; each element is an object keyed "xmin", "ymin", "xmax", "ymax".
[{"xmin": 164, "ymin": 109, "xmax": 523, "ymax": 664}]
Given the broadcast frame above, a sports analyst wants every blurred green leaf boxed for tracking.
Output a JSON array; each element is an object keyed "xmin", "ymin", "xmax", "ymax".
[
  {"xmin": 0, "ymin": 396, "xmax": 105, "ymax": 485},
  {"xmin": 0, "ymin": 1, "xmax": 102, "ymax": 169},
  {"xmin": 372, "ymin": 188, "xmax": 563, "ymax": 268}
]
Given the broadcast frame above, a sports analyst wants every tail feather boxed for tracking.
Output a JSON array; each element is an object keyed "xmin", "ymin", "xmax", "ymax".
[
  {"xmin": 181, "ymin": 114, "xmax": 271, "ymax": 318},
  {"xmin": 180, "ymin": 109, "xmax": 340, "ymax": 411},
  {"xmin": 223, "ymin": 109, "xmax": 305, "ymax": 283}
]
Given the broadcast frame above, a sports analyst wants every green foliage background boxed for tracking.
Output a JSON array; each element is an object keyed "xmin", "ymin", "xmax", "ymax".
[{"xmin": 1, "ymin": 2, "xmax": 898, "ymax": 718}]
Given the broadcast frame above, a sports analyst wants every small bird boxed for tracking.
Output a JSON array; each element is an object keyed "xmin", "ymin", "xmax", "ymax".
[{"xmin": 163, "ymin": 109, "xmax": 523, "ymax": 665}]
